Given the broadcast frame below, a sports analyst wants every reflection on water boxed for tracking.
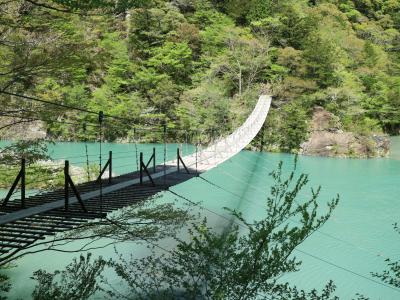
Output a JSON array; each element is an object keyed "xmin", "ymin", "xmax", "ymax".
[
  {"xmin": 1, "ymin": 141, "xmax": 400, "ymax": 299},
  {"xmin": 390, "ymin": 136, "xmax": 400, "ymax": 160}
]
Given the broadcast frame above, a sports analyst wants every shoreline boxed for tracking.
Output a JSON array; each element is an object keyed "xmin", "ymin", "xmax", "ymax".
[{"xmin": 1, "ymin": 137, "xmax": 399, "ymax": 159}]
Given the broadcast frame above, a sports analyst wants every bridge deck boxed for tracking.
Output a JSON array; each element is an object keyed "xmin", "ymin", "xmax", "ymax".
[
  {"xmin": 0, "ymin": 95, "xmax": 271, "ymax": 263},
  {"xmin": 0, "ymin": 166, "xmax": 197, "ymax": 263}
]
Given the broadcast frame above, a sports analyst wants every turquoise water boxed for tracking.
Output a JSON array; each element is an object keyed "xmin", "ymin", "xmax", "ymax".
[{"xmin": 1, "ymin": 140, "xmax": 400, "ymax": 299}]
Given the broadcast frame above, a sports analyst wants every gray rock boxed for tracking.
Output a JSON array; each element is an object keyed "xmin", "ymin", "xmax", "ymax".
[{"xmin": 300, "ymin": 107, "xmax": 390, "ymax": 158}]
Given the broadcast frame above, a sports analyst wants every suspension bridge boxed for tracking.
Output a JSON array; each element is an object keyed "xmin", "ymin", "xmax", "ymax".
[{"xmin": 0, "ymin": 95, "xmax": 272, "ymax": 263}]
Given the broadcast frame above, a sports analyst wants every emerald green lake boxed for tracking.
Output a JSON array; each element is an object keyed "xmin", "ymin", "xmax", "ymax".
[{"xmin": 1, "ymin": 138, "xmax": 400, "ymax": 299}]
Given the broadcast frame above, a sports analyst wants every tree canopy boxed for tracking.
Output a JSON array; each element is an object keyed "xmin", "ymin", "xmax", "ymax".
[{"xmin": 1, "ymin": 0, "xmax": 398, "ymax": 151}]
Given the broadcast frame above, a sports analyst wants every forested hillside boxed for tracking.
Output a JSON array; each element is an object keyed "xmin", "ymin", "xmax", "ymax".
[{"xmin": 1, "ymin": 0, "xmax": 399, "ymax": 153}]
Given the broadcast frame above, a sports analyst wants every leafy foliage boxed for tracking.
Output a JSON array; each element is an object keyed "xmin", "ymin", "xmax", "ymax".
[
  {"xmin": 31, "ymin": 254, "xmax": 106, "ymax": 300},
  {"xmin": 0, "ymin": 140, "xmax": 50, "ymax": 165},
  {"xmin": 0, "ymin": 273, "xmax": 10, "ymax": 300},
  {"xmin": 1, "ymin": 0, "xmax": 399, "ymax": 150}
]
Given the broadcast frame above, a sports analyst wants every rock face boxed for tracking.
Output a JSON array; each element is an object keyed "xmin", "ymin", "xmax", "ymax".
[{"xmin": 300, "ymin": 107, "xmax": 390, "ymax": 158}]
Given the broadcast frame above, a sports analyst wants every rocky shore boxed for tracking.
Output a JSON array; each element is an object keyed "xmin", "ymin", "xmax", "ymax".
[{"xmin": 299, "ymin": 107, "xmax": 390, "ymax": 158}]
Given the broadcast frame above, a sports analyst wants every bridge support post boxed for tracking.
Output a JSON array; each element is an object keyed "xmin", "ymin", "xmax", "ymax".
[
  {"xmin": 64, "ymin": 160, "xmax": 69, "ymax": 211},
  {"xmin": 177, "ymin": 148, "xmax": 190, "ymax": 174},
  {"xmin": 109, "ymin": 151, "xmax": 112, "ymax": 183},
  {"xmin": 21, "ymin": 158, "xmax": 25, "ymax": 208},
  {"xmin": 96, "ymin": 151, "xmax": 112, "ymax": 184},
  {"xmin": 153, "ymin": 147, "xmax": 156, "ymax": 173},
  {"xmin": 163, "ymin": 124, "xmax": 167, "ymax": 186},
  {"xmin": 145, "ymin": 148, "xmax": 156, "ymax": 173},
  {"xmin": 140, "ymin": 152, "xmax": 155, "ymax": 186},
  {"xmin": 2, "ymin": 158, "xmax": 26, "ymax": 208},
  {"xmin": 140, "ymin": 152, "xmax": 143, "ymax": 185},
  {"xmin": 177, "ymin": 148, "xmax": 180, "ymax": 172},
  {"xmin": 64, "ymin": 160, "xmax": 88, "ymax": 212}
]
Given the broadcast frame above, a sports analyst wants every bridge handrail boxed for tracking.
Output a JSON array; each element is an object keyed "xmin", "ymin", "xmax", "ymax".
[{"xmin": 170, "ymin": 95, "xmax": 272, "ymax": 171}]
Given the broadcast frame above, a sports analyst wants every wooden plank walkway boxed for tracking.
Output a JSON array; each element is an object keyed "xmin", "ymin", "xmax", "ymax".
[{"xmin": 0, "ymin": 95, "xmax": 272, "ymax": 263}]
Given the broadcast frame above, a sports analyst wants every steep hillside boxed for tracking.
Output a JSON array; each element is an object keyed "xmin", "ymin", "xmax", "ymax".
[{"xmin": 0, "ymin": 0, "xmax": 399, "ymax": 156}]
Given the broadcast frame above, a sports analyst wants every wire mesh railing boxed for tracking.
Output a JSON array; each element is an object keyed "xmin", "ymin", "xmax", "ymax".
[{"xmin": 0, "ymin": 95, "xmax": 271, "ymax": 213}]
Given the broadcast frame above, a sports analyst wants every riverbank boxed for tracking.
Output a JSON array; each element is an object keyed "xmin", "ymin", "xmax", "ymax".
[
  {"xmin": 299, "ymin": 107, "xmax": 390, "ymax": 158},
  {"xmin": 389, "ymin": 136, "xmax": 400, "ymax": 160},
  {"xmin": 0, "ymin": 105, "xmax": 393, "ymax": 161}
]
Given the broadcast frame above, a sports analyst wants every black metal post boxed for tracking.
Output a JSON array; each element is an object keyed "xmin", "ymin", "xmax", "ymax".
[
  {"xmin": 141, "ymin": 162, "xmax": 155, "ymax": 186},
  {"xmin": 152, "ymin": 147, "xmax": 156, "ymax": 173},
  {"xmin": 260, "ymin": 125, "xmax": 265, "ymax": 152},
  {"xmin": 196, "ymin": 134, "xmax": 199, "ymax": 176},
  {"xmin": 67, "ymin": 175, "xmax": 88, "ymax": 213},
  {"xmin": 64, "ymin": 160, "xmax": 88, "ymax": 213},
  {"xmin": 21, "ymin": 158, "xmax": 25, "ymax": 208},
  {"xmin": 177, "ymin": 148, "xmax": 180, "ymax": 172},
  {"xmin": 64, "ymin": 160, "xmax": 69, "ymax": 211},
  {"xmin": 176, "ymin": 148, "xmax": 190, "ymax": 174},
  {"xmin": 163, "ymin": 125, "xmax": 166, "ymax": 186},
  {"xmin": 108, "ymin": 151, "xmax": 112, "ymax": 183},
  {"xmin": 134, "ymin": 127, "xmax": 139, "ymax": 172},
  {"xmin": 99, "ymin": 111, "xmax": 104, "ymax": 214},
  {"xmin": 140, "ymin": 152, "xmax": 143, "ymax": 185},
  {"xmin": 2, "ymin": 161, "xmax": 24, "ymax": 207},
  {"xmin": 83, "ymin": 123, "xmax": 90, "ymax": 182}
]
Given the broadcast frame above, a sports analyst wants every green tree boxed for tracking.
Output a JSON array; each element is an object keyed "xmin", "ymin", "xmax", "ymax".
[
  {"xmin": 31, "ymin": 254, "xmax": 105, "ymax": 300},
  {"xmin": 147, "ymin": 42, "xmax": 193, "ymax": 83},
  {"xmin": 362, "ymin": 75, "xmax": 400, "ymax": 134},
  {"xmin": 128, "ymin": 4, "xmax": 186, "ymax": 59},
  {"xmin": 20, "ymin": 0, "xmax": 151, "ymax": 13},
  {"xmin": 218, "ymin": 33, "xmax": 270, "ymax": 95},
  {"xmin": 2, "ymin": 0, "xmax": 400, "ymax": 154},
  {"xmin": 302, "ymin": 34, "xmax": 340, "ymax": 88},
  {"xmin": 263, "ymin": 101, "xmax": 310, "ymax": 153}
]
